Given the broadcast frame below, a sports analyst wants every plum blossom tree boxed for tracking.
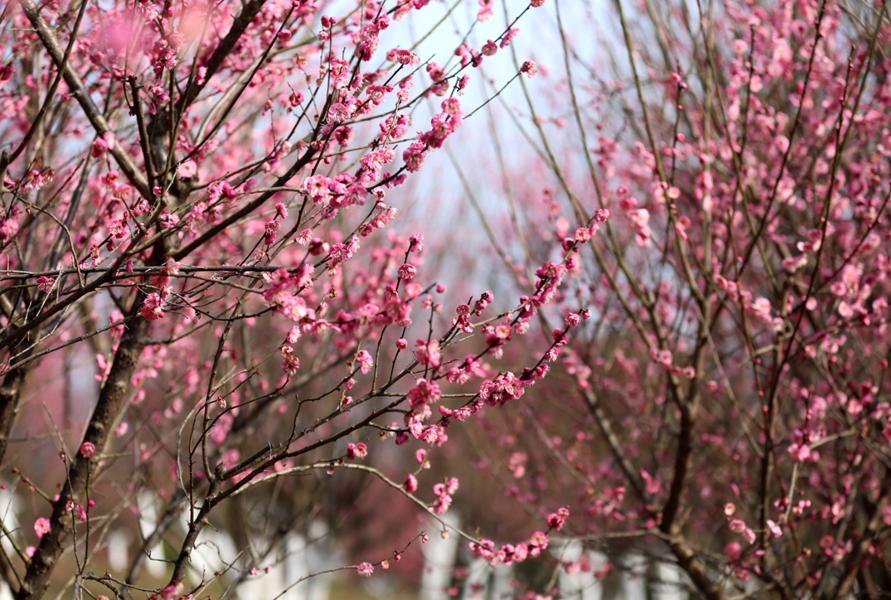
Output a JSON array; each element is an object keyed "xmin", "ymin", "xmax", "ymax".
[
  {"xmin": 445, "ymin": 0, "xmax": 891, "ymax": 597},
  {"xmin": 1, "ymin": 0, "xmax": 890, "ymax": 598},
  {"xmin": 0, "ymin": 0, "xmax": 581, "ymax": 597}
]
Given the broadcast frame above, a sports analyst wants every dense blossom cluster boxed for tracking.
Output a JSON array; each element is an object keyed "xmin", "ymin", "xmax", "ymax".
[
  {"xmin": 0, "ymin": 0, "xmax": 589, "ymax": 597},
  {"xmin": 0, "ymin": 0, "xmax": 889, "ymax": 598},
  {"xmin": 447, "ymin": 0, "xmax": 891, "ymax": 597}
]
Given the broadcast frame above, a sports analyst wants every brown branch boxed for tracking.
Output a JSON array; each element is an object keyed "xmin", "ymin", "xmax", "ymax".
[
  {"xmin": 833, "ymin": 472, "xmax": 891, "ymax": 597},
  {"xmin": 19, "ymin": 0, "xmax": 151, "ymax": 200},
  {"xmin": 174, "ymin": 0, "xmax": 268, "ymax": 118},
  {"xmin": 0, "ymin": 0, "xmax": 87, "ymax": 172}
]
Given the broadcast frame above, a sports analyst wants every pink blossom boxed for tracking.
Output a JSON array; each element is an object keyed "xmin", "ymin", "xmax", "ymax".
[
  {"xmin": 79, "ymin": 441, "xmax": 97, "ymax": 458},
  {"xmin": 90, "ymin": 132, "xmax": 115, "ymax": 157},
  {"xmin": 141, "ymin": 293, "xmax": 165, "ymax": 321},
  {"xmin": 355, "ymin": 350, "xmax": 373, "ymax": 374},
  {"xmin": 546, "ymin": 507, "xmax": 569, "ymax": 531},
  {"xmin": 346, "ymin": 442, "xmax": 368, "ymax": 460},
  {"xmin": 414, "ymin": 340, "xmax": 442, "ymax": 368},
  {"xmin": 34, "ymin": 517, "xmax": 50, "ymax": 539},
  {"xmin": 177, "ymin": 160, "xmax": 197, "ymax": 179}
]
